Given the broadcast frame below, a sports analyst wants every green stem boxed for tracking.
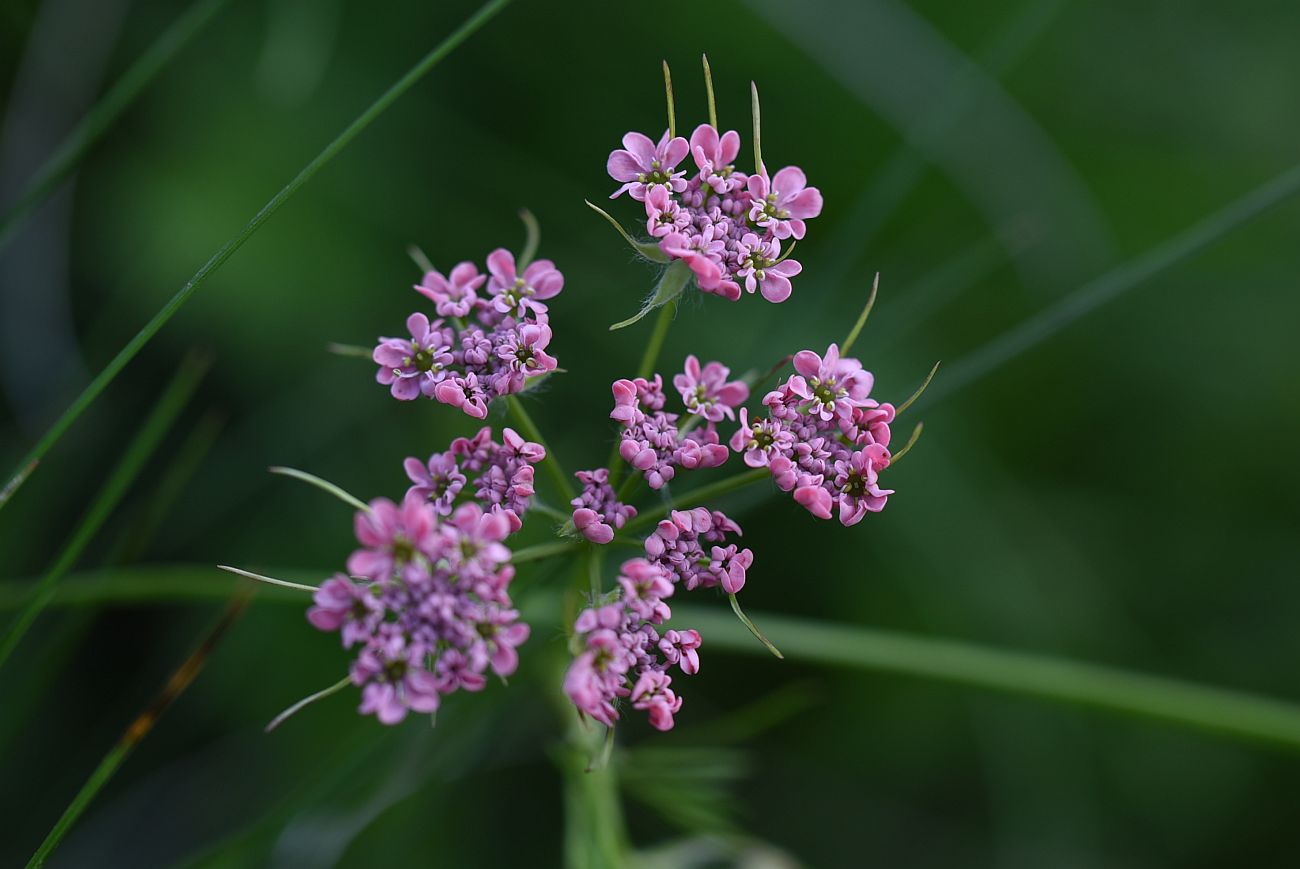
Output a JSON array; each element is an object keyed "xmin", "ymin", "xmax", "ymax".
[
  {"xmin": 0, "ymin": 354, "xmax": 209, "ymax": 672},
  {"xmin": 0, "ymin": 0, "xmax": 232, "ymax": 253},
  {"xmin": 0, "ymin": 0, "xmax": 513, "ymax": 513},
  {"xmin": 675, "ymin": 605, "xmax": 1300, "ymax": 753},
  {"xmin": 505, "ymin": 395, "xmax": 576, "ymax": 502},
  {"xmin": 623, "ymin": 467, "xmax": 769, "ymax": 534},
  {"xmin": 514, "ymin": 540, "xmax": 580, "ymax": 564},
  {"xmin": 25, "ymin": 596, "xmax": 247, "ymax": 868}
]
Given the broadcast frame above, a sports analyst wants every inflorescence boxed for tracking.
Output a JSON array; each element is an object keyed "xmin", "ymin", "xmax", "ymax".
[
  {"xmin": 373, "ymin": 248, "xmax": 561, "ymax": 418},
  {"xmin": 232, "ymin": 58, "xmax": 929, "ymax": 739}
]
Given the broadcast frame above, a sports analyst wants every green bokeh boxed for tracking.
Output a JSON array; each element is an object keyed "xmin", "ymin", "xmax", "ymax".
[{"xmin": 2, "ymin": 0, "xmax": 1299, "ymax": 866}]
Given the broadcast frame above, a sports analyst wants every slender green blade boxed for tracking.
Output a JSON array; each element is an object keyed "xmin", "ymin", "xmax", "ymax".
[
  {"xmin": 0, "ymin": 0, "xmax": 513, "ymax": 514},
  {"xmin": 922, "ymin": 161, "xmax": 1300, "ymax": 409},
  {"xmin": 0, "ymin": 0, "xmax": 233, "ymax": 252},
  {"xmin": 679, "ymin": 605, "xmax": 1300, "ymax": 752},
  {"xmin": 0, "ymin": 353, "xmax": 209, "ymax": 671},
  {"xmin": 25, "ymin": 596, "xmax": 249, "ymax": 869}
]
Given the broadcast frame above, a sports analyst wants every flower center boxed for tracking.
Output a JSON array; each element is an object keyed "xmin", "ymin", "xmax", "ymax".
[{"xmin": 843, "ymin": 471, "xmax": 869, "ymax": 499}]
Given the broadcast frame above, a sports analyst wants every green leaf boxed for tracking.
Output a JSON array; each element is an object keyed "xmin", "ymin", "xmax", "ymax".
[
  {"xmin": 584, "ymin": 200, "xmax": 669, "ymax": 262},
  {"xmin": 609, "ymin": 259, "xmax": 692, "ymax": 331}
]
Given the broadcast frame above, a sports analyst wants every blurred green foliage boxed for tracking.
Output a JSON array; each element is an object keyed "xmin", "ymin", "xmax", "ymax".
[{"xmin": 2, "ymin": 0, "xmax": 1299, "ymax": 866}]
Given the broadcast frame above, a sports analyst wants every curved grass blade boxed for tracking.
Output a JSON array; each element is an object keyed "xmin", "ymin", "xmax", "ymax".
[
  {"xmin": 25, "ymin": 596, "xmax": 249, "ymax": 868},
  {"xmin": 922, "ymin": 161, "xmax": 1300, "ymax": 410},
  {"xmin": 267, "ymin": 465, "xmax": 369, "ymax": 512},
  {"xmin": 0, "ymin": 0, "xmax": 513, "ymax": 514},
  {"xmin": 0, "ymin": 0, "xmax": 232, "ymax": 253},
  {"xmin": 0, "ymin": 352, "xmax": 209, "ymax": 672},
  {"xmin": 678, "ymin": 605, "xmax": 1300, "ymax": 753}
]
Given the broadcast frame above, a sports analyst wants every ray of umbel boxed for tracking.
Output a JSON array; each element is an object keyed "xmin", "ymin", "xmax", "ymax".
[
  {"xmin": 0, "ymin": 0, "xmax": 513, "ymax": 513},
  {"xmin": 0, "ymin": 353, "xmax": 209, "ymax": 673},
  {"xmin": 11, "ymin": 564, "xmax": 1300, "ymax": 754},
  {"xmin": 0, "ymin": 0, "xmax": 233, "ymax": 252}
]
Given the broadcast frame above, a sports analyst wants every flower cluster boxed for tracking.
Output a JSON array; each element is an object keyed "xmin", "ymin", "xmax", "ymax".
[
  {"xmin": 564, "ymin": 558, "xmax": 701, "ymax": 731},
  {"xmin": 308, "ymin": 494, "xmax": 528, "ymax": 724},
  {"xmin": 607, "ymin": 126, "xmax": 822, "ymax": 303},
  {"xmin": 731, "ymin": 343, "xmax": 896, "ymax": 526},
  {"xmin": 372, "ymin": 249, "xmax": 562, "ymax": 417},
  {"xmin": 611, "ymin": 355, "xmax": 748, "ymax": 489},
  {"xmin": 405, "ymin": 426, "xmax": 545, "ymax": 523},
  {"xmin": 570, "ymin": 468, "xmax": 637, "ymax": 544},
  {"xmin": 644, "ymin": 507, "xmax": 753, "ymax": 594}
]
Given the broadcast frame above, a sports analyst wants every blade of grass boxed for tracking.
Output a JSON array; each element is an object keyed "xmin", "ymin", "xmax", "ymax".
[
  {"xmin": 0, "ymin": 0, "xmax": 233, "ymax": 252},
  {"xmin": 17, "ymin": 566, "xmax": 1300, "ymax": 752},
  {"xmin": 676, "ymin": 605, "xmax": 1300, "ymax": 753},
  {"xmin": 24, "ymin": 594, "xmax": 249, "ymax": 869},
  {"xmin": 267, "ymin": 465, "xmax": 369, "ymax": 512},
  {"xmin": 922, "ymin": 161, "xmax": 1300, "ymax": 410},
  {"xmin": 0, "ymin": 0, "xmax": 513, "ymax": 513},
  {"xmin": 0, "ymin": 352, "xmax": 209, "ymax": 672},
  {"xmin": 103, "ymin": 409, "xmax": 225, "ymax": 565}
]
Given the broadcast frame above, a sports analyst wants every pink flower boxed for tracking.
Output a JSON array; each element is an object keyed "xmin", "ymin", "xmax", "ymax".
[
  {"xmin": 607, "ymin": 130, "xmax": 689, "ymax": 201},
  {"xmin": 673, "ymin": 355, "xmax": 749, "ymax": 422},
  {"xmin": 434, "ymin": 372, "xmax": 490, "ymax": 419},
  {"xmin": 414, "ymin": 262, "xmax": 486, "ymax": 318},
  {"xmin": 658, "ymin": 629, "xmax": 702, "ymax": 675},
  {"xmin": 791, "ymin": 343, "xmax": 874, "ymax": 423},
  {"xmin": 570, "ymin": 468, "xmax": 637, "ymax": 545},
  {"xmin": 645, "ymin": 185, "xmax": 690, "ymax": 238},
  {"xmin": 736, "ymin": 233, "xmax": 802, "ymax": 303},
  {"xmin": 659, "ymin": 229, "xmax": 725, "ymax": 292},
  {"xmin": 747, "ymin": 166, "xmax": 823, "ymax": 240},
  {"xmin": 347, "ymin": 493, "xmax": 440, "ymax": 580},
  {"xmin": 486, "ymin": 248, "xmax": 564, "ymax": 317},
  {"xmin": 495, "ymin": 323, "xmax": 558, "ymax": 392},
  {"xmin": 372, "ymin": 312, "xmax": 454, "ymax": 400},
  {"xmin": 689, "ymin": 123, "xmax": 743, "ymax": 194},
  {"xmin": 831, "ymin": 444, "xmax": 894, "ymax": 526},
  {"xmin": 630, "ymin": 669, "xmax": 683, "ymax": 731},
  {"xmin": 307, "ymin": 574, "xmax": 382, "ymax": 648},
  {"xmin": 352, "ymin": 635, "xmax": 441, "ymax": 724},
  {"xmin": 729, "ymin": 408, "xmax": 793, "ymax": 468},
  {"xmin": 403, "ymin": 452, "xmax": 466, "ymax": 515}
]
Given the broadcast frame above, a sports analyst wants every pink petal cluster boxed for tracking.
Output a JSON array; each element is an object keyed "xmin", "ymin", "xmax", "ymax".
[
  {"xmin": 731, "ymin": 343, "xmax": 897, "ymax": 526},
  {"xmin": 563, "ymin": 558, "xmax": 701, "ymax": 731},
  {"xmin": 607, "ymin": 123, "xmax": 822, "ymax": 303},
  {"xmin": 308, "ymin": 494, "xmax": 528, "ymax": 725},
  {"xmin": 373, "ymin": 249, "xmax": 562, "ymax": 417},
  {"xmin": 643, "ymin": 507, "xmax": 753, "ymax": 594},
  {"xmin": 611, "ymin": 356, "xmax": 746, "ymax": 488},
  {"xmin": 405, "ymin": 426, "xmax": 545, "ymax": 522},
  {"xmin": 570, "ymin": 468, "xmax": 637, "ymax": 544}
]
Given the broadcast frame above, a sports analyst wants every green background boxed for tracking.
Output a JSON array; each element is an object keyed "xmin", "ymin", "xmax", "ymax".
[{"xmin": 2, "ymin": 0, "xmax": 1299, "ymax": 865}]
